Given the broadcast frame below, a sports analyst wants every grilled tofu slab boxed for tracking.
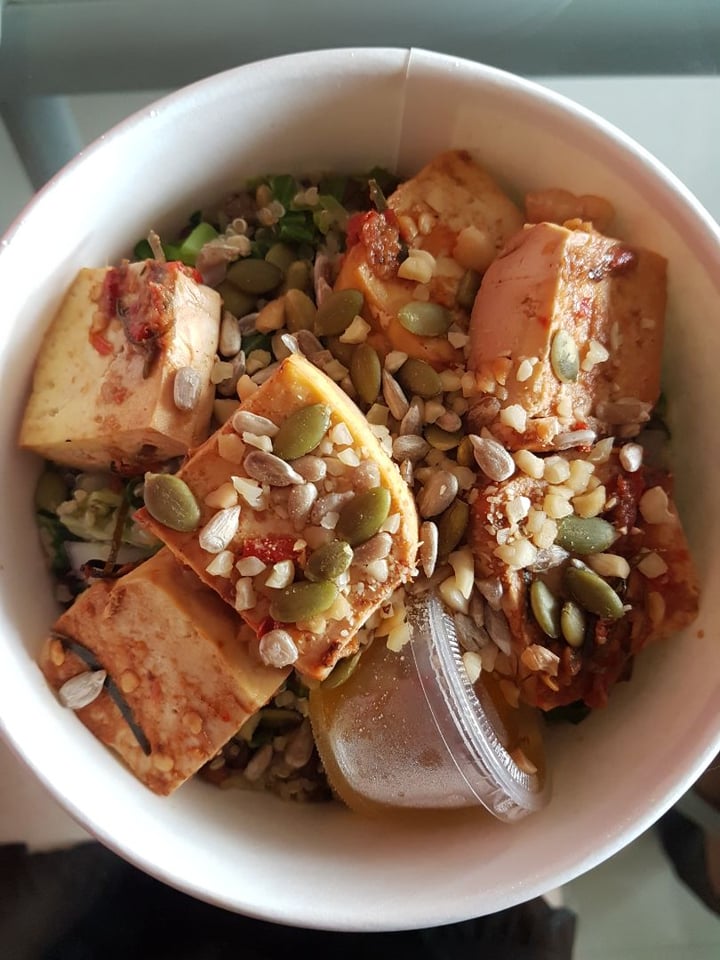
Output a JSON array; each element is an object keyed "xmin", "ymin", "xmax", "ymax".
[
  {"xmin": 20, "ymin": 260, "xmax": 220, "ymax": 471},
  {"xmin": 468, "ymin": 443, "xmax": 698, "ymax": 709},
  {"xmin": 136, "ymin": 354, "xmax": 419, "ymax": 681},
  {"xmin": 468, "ymin": 222, "xmax": 666, "ymax": 450},
  {"xmin": 334, "ymin": 150, "xmax": 523, "ymax": 369},
  {"xmin": 39, "ymin": 549, "xmax": 288, "ymax": 794}
]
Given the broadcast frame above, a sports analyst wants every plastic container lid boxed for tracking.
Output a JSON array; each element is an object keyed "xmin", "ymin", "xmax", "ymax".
[{"xmin": 407, "ymin": 593, "xmax": 549, "ymax": 821}]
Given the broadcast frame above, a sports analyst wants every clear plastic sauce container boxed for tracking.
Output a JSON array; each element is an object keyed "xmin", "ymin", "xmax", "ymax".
[{"xmin": 310, "ymin": 594, "xmax": 549, "ymax": 822}]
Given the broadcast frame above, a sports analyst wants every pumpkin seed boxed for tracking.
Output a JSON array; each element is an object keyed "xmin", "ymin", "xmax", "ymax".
[
  {"xmin": 144, "ymin": 473, "xmax": 201, "ymax": 532},
  {"xmin": 417, "ymin": 469, "xmax": 459, "ymax": 519},
  {"xmin": 436, "ymin": 498, "xmax": 469, "ymax": 558},
  {"xmin": 305, "ymin": 540, "xmax": 354, "ymax": 582},
  {"xmin": 425, "ymin": 423, "xmax": 463, "ymax": 451},
  {"xmin": 243, "ymin": 450, "xmax": 304, "ymax": 486},
  {"xmin": 336, "ymin": 487, "xmax": 391, "ymax": 546},
  {"xmin": 314, "ymin": 288, "xmax": 364, "ymax": 337},
  {"xmin": 227, "ymin": 258, "xmax": 283, "ymax": 295},
  {"xmin": 564, "ymin": 565, "xmax": 625, "ymax": 620},
  {"xmin": 457, "ymin": 269, "xmax": 482, "ymax": 310},
  {"xmin": 269, "ymin": 580, "xmax": 338, "ymax": 622},
  {"xmin": 550, "ymin": 329, "xmax": 580, "ymax": 382},
  {"xmin": 321, "ymin": 337, "xmax": 352, "ymax": 368},
  {"xmin": 284, "ymin": 259, "xmax": 313, "ymax": 293},
  {"xmin": 397, "ymin": 301, "xmax": 451, "ymax": 337},
  {"xmin": 555, "ymin": 515, "xmax": 616, "ymax": 555},
  {"xmin": 265, "ymin": 242, "xmax": 295, "ymax": 274},
  {"xmin": 217, "ymin": 281, "xmax": 256, "ymax": 318},
  {"xmin": 322, "ymin": 647, "xmax": 364, "ymax": 689},
  {"xmin": 284, "ymin": 288, "xmax": 317, "ymax": 332},
  {"xmin": 530, "ymin": 580, "xmax": 560, "ymax": 639},
  {"xmin": 273, "ymin": 403, "xmax": 331, "ymax": 460},
  {"xmin": 396, "ymin": 358, "xmax": 442, "ymax": 399},
  {"xmin": 561, "ymin": 601, "xmax": 586, "ymax": 648},
  {"xmin": 350, "ymin": 343, "xmax": 382, "ymax": 405}
]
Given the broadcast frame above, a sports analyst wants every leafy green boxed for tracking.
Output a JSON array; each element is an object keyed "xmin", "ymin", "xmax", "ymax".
[
  {"xmin": 267, "ymin": 174, "xmax": 299, "ymax": 209},
  {"xmin": 241, "ymin": 331, "xmax": 272, "ymax": 356},
  {"xmin": 543, "ymin": 701, "xmax": 592, "ymax": 726}
]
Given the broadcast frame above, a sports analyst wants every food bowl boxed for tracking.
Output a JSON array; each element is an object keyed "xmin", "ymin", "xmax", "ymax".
[{"xmin": 1, "ymin": 48, "xmax": 719, "ymax": 931}]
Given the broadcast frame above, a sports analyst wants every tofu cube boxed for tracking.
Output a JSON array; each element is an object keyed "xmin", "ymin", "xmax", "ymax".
[
  {"xmin": 39, "ymin": 549, "xmax": 288, "ymax": 795},
  {"xmin": 468, "ymin": 443, "xmax": 698, "ymax": 710},
  {"xmin": 136, "ymin": 354, "xmax": 419, "ymax": 680},
  {"xmin": 467, "ymin": 222, "xmax": 667, "ymax": 450},
  {"xmin": 19, "ymin": 260, "xmax": 221, "ymax": 471},
  {"xmin": 334, "ymin": 150, "xmax": 523, "ymax": 369}
]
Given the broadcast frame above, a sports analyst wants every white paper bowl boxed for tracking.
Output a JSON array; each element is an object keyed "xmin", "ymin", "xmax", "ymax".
[{"xmin": 1, "ymin": 49, "xmax": 719, "ymax": 931}]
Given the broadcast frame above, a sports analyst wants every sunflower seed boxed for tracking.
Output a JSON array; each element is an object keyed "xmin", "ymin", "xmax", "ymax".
[
  {"xmin": 244, "ymin": 450, "xmax": 304, "ymax": 486},
  {"xmin": 284, "ymin": 719, "xmax": 315, "ymax": 769},
  {"xmin": 468, "ymin": 435, "xmax": 515, "ymax": 482},
  {"xmin": 476, "ymin": 577, "xmax": 503, "ymax": 610},
  {"xmin": 553, "ymin": 429, "xmax": 597, "ymax": 449},
  {"xmin": 287, "ymin": 483, "xmax": 318, "ymax": 525},
  {"xmin": 467, "ymin": 396, "xmax": 501, "ymax": 432},
  {"xmin": 382, "ymin": 370, "xmax": 410, "ymax": 420},
  {"xmin": 417, "ymin": 470, "xmax": 459, "ymax": 519},
  {"xmin": 354, "ymin": 460, "xmax": 381, "ymax": 491},
  {"xmin": 484, "ymin": 604, "xmax": 512, "ymax": 655},
  {"xmin": 311, "ymin": 491, "xmax": 355, "ymax": 524},
  {"xmin": 419, "ymin": 520, "xmax": 439, "ymax": 577},
  {"xmin": 352, "ymin": 532, "xmax": 392, "ymax": 565},
  {"xmin": 291, "ymin": 455, "xmax": 326, "ymax": 483},
  {"xmin": 400, "ymin": 459, "xmax": 414, "ymax": 485},
  {"xmin": 295, "ymin": 329, "xmax": 325, "ymax": 357},
  {"xmin": 399, "ymin": 396, "xmax": 425, "ymax": 436},
  {"xmin": 528, "ymin": 544, "xmax": 570, "ymax": 572},
  {"xmin": 58, "ymin": 670, "xmax": 107, "ymax": 710},
  {"xmin": 219, "ymin": 311, "xmax": 242, "ymax": 357},
  {"xmin": 173, "ymin": 366, "xmax": 202, "ymax": 411},
  {"xmin": 232, "ymin": 410, "xmax": 279, "ymax": 437},
  {"xmin": 272, "ymin": 331, "xmax": 300, "ymax": 360},
  {"xmin": 392, "ymin": 434, "xmax": 430, "ymax": 463},
  {"xmin": 198, "ymin": 506, "xmax": 241, "ymax": 553}
]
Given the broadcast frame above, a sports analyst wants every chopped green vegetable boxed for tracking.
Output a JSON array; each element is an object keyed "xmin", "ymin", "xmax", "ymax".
[
  {"xmin": 177, "ymin": 222, "xmax": 218, "ymax": 266},
  {"xmin": 267, "ymin": 174, "xmax": 299, "ymax": 209},
  {"xmin": 133, "ymin": 239, "xmax": 154, "ymax": 260},
  {"xmin": 240, "ymin": 331, "xmax": 272, "ymax": 356}
]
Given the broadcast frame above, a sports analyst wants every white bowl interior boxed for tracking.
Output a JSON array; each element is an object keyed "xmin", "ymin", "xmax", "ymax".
[{"xmin": 1, "ymin": 48, "xmax": 719, "ymax": 931}]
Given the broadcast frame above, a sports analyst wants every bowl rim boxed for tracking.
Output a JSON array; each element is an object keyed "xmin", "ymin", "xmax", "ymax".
[{"xmin": 2, "ymin": 46, "xmax": 720, "ymax": 930}]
